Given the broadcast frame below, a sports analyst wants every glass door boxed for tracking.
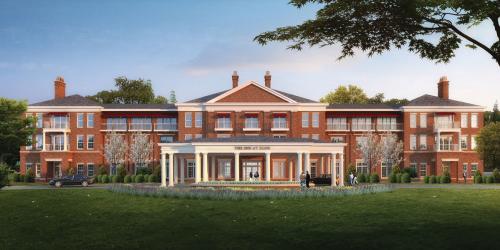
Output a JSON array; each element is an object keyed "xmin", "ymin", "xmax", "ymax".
[
  {"xmin": 242, "ymin": 161, "xmax": 261, "ymax": 181},
  {"xmin": 54, "ymin": 162, "xmax": 62, "ymax": 177}
]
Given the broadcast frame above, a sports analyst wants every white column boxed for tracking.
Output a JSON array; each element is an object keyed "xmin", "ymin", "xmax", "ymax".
[
  {"xmin": 331, "ymin": 153, "xmax": 337, "ymax": 187},
  {"xmin": 234, "ymin": 152, "xmax": 240, "ymax": 181},
  {"xmin": 304, "ymin": 152, "xmax": 310, "ymax": 173},
  {"xmin": 437, "ymin": 132, "xmax": 441, "ymax": 152},
  {"xmin": 458, "ymin": 131, "xmax": 462, "ymax": 152},
  {"xmin": 202, "ymin": 152, "xmax": 208, "ymax": 182},
  {"xmin": 265, "ymin": 152, "xmax": 271, "ymax": 181},
  {"xmin": 173, "ymin": 156, "xmax": 178, "ymax": 184},
  {"xmin": 168, "ymin": 153, "xmax": 174, "ymax": 187},
  {"xmin": 320, "ymin": 156, "xmax": 324, "ymax": 175},
  {"xmin": 195, "ymin": 152, "xmax": 201, "ymax": 183},
  {"xmin": 180, "ymin": 157, "xmax": 185, "ymax": 184},
  {"xmin": 288, "ymin": 158, "xmax": 293, "ymax": 182},
  {"xmin": 211, "ymin": 156, "xmax": 216, "ymax": 181},
  {"xmin": 339, "ymin": 153, "xmax": 344, "ymax": 186},
  {"xmin": 296, "ymin": 152, "xmax": 303, "ymax": 181},
  {"xmin": 42, "ymin": 131, "xmax": 46, "ymax": 151},
  {"xmin": 63, "ymin": 131, "xmax": 67, "ymax": 151},
  {"xmin": 161, "ymin": 152, "xmax": 167, "ymax": 187}
]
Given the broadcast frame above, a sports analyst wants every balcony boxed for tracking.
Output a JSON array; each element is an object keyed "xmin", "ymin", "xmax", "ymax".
[
  {"xmin": 434, "ymin": 122, "xmax": 460, "ymax": 132},
  {"xmin": 44, "ymin": 144, "xmax": 68, "ymax": 151},
  {"xmin": 376, "ymin": 123, "xmax": 403, "ymax": 131},
  {"xmin": 154, "ymin": 123, "xmax": 177, "ymax": 131},
  {"xmin": 326, "ymin": 123, "xmax": 349, "ymax": 131},
  {"xmin": 129, "ymin": 123, "xmax": 153, "ymax": 131},
  {"xmin": 352, "ymin": 123, "xmax": 373, "ymax": 131},
  {"xmin": 437, "ymin": 144, "xmax": 460, "ymax": 151},
  {"xmin": 102, "ymin": 123, "xmax": 127, "ymax": 131},
  {"xmin": 43, "ymin": 121, "xmax": 70, "ymax": 132}
]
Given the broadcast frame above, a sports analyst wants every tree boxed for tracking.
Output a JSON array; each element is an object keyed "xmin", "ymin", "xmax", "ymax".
[
  {"xmin": 357, "ymin": 132, "xmax": 383, "ymax": 173},
  {"xmin": 129, "ymin": 132, "xmax": 153, "ymax": 174},
  {"xmin": 476, "ymin": 122, "xmax": 500, "ymax": 170},
  {"xmin": 88, "ymin": 76, "xmax": 168, "ymax": 104},
  {"xmin": 104, "ymin": 132, "xmax": 128, "ymax": 175},
  {"xmin": 381, "ymin": 132, "xmax": 404, "ymax": 170},
  {"xmin": 255, "ymin": 0, "xmax": 500, "ymax": 67},
  {"xmin": 169, "ymin": 90, "xmax": 177, "ymax": 104},
  {"xmin": 485, "ymin": 100, "xmax": 500, "ymax": 124},
  {"xmin": 0, "ymin": 162, "xmax": 9, "ymax": 189},
  {"xmin": 0, "ymin": 98, "xmax": 36, "ymax": 167},
  {"xmin": 320, "ymin": 84, "xmax": 409, "ymax": 105}
]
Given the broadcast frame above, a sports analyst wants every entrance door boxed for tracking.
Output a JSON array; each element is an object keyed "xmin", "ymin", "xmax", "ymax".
[
  {"xmin": 242, "ymin": 161, "xmax": 261, "ymax": 181},
  {"xmin": 54, "ymin": 162, "xmax": 62, "ymax": 177}
]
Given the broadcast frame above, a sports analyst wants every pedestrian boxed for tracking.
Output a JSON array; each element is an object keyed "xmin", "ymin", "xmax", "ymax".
[
  {"xmin": 349, "ymin": 172, "xmax": 354, "ymax": 186},
  {"xmin": 249, "ymin": 171, "xmax": 253, "ymax": 181},
  {"xmin": 306, "ymin": 171, "xmax": 311, "ymax": 188},
  {"xmin": 463, "ymin": 171, "xmax": 467, "ymax": 184},
  {"xmin": 254, "ymin": 171, "xmax": 259, "ymax": 180},
  {"xmin": 300, "ymin": 171, "xmax": 306, "ymax": 188},
  {"xmin": 353, "ymin": 175, "xmax": 358, "ymax": 185}
]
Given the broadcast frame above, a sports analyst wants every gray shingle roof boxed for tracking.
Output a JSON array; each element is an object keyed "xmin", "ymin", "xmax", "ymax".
[
  {"xmin": 30, "ymin": 95, "xmax": 101, "ymax": 106},
  {"xmin": 185, "ymin": 89, "xmax": 317, "ymax": 103},
  {"xmin": 407, "ymin": 94, "xmax": 478, "ymax": 106},
  {"xmin": 189, "ymin": 136, "xmax": 327, "ymax": 143},
  {"xmin": 102, "ymin": 103, "xmax": 176, "ymax": 109},
  {"xmin": 274, "ymin": 90, "xmax": 317, "ymax": 103},
  {"xmin": 327, "ymin": 103, "xmax": 401, "ymax": 109}
]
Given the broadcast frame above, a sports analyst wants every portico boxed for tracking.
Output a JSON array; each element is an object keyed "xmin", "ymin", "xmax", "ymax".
[{"xmin": 159, "ymin": 137, "xmax": 346, "ymax": 187}]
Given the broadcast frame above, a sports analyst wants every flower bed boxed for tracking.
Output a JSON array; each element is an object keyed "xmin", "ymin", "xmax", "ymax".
[
  {"xmin": 108, "ymin": 184, "xmax": 394, "ymax": 200},
  {"xmin": 194, "ymin": 180, "xmax": 299, "ymax": 186}
]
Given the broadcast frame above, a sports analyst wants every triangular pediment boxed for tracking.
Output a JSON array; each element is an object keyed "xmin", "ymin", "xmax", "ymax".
[{"xmin": 207, "ymin": 81, "xmax": 296, "ymax": 103}]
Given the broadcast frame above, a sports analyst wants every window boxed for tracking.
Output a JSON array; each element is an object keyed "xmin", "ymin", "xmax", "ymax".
[
  {"xmin": 471, "ymin": 113, "xmax": 478, "ymax": 128},
  {"xmin": 35, "ymin": 163, "xmax": 41, "ymax": 178},
  {"xmin": 187, "ymin": 160, "xmax": 195, "ymax": 178},
  {"xmin": 157, "ymin": 117, "xmax": 177, "ymax": 130},
  {"xmin": 462, "ymin": 163, "xmax": 468, "ymax": 177},
  {"xmin": 107, "ymin": 117, "xmax": 127, "ymax": 130},
  {"xmin": 419, "ymin": 135, "xmax": 427, "ymax": 150},
  {"xmin": 216, "ymin": 114, "xmax": 231, "ymax": 129},
  {"xmin": 131, "ymin": 117, "xmax": 152, "ymax": 130},
  {"xmin": 461, "ymin": 113, "xmax": 468, "ymax": 128},
  {"xmin": 77, "ymin": 113, "xmax": 84, "ymax": 128},
  {"xmin": 217, "ymin": 134, "xmax": 231, "ymax": 138},
  {"xmin": 218, "ymin": 159, "xmax": 231, "ymax": 178},
  {"xmin": 471, "ymin": 135, "xmax": 477, "ymax": 149},
  {"xmin": 272, "ymin": 114, "xmax": 287, "ymax": 129},
  {"xmin": 352, "ymin": 117, "xmax": 371, "ymax": 130},
  {"xmin": 273, "ymin": 134, "xmax": 287, "ymax": 139},
  {"xmin": 312, "ymin": 112, "xmax": 319, "ymax": 128},
  {"xmin": 410, "ymin": 113, "xmax": 417, "ymax": 128},
  {"xmin": 301, "ymin": 134, "xmax": 309, "ymax": 139},
  {"xmin": 184, "ymin": 134, "xmax": 192, "ymax": 141},
  {"xmin": 409, "ymin": 162, "xmax": 417, "ymax": 174},
  {"xmin": 471, "ymin": 163, "xmax": 478, "ymax": 175},
  {"xmin": 245, "ymin": 114, "xmax": 259, "ymax": 129},
  {"xmin": 460, "ymin": 135, "xmax": 468, "ymax": 150},
  {"xmin": 301, "ymin": 112, "xmax": 309, "ymax": 128},
  {"xmin": 77, "ymin": 163, "xmax": 85, "ymax": 175},
  {"xmin": 26, "ymin": 163, "xmax": 33, "ymax": 173},
  {"xmin": 195, "ymin": 134, "xmax": 202, "ymax": 139},
  {"xmin": 356, "ymin": 161, "xmax": 368, "ymax": 174},
  {"xmin": 160, "ymin": 135, "xmax": 174, "ymax": 143},
  {"xmin": 36, "ymin": 134, "xmax": 43, "ymax": 150},
  {"xmin": 377, "ymin": 117, "xmax": 397, "ymax": 130},
  {"xmin": 51, "ymin": 115, "xmax": 68, "ymax": 129},
  {"xmin": 419, "ymin": 163, "xmax": 427, "ymax": 177},
  {"xmin": 87, "ymin": 135, "xmax": 94, "ymax": 150},
  {"xmin": 77, "ymin": 135, "xmax": 84, "ymax": 150},
  {"xmin": 36, "ymin": 113, "xmax": 43, "ymax": 128},
  {"xmin": 356, "ymin": 136, "xmax": 367, "ymax": 148},
  {"xmin": 311, "ymin": 134, "xmax": 320, "ymax": 140},
  {"xmin": 87, "ymin": 163, "xmax": 95, "ymax": 177},
  {"xmin": 25, "ymin": 135, "xmax": 32, "ymax": 150},
  {"xmin": 195, "ymin": 112, "xmax": 203, "ymax": 128},
  {"xmin": 419, "ymin": 113, "xmax": 427, "ymax": 128},
  {"xmin": 310, "ymin": 161, "xmax": 317, "ymax": 178},
  {"xmin": 410, "ymin": 134, "xmax": 417, "ymax": 150},
  {"xmin": 331, "ymin": 136, "xmax": 344, "ymax": 143},
  {"xmin": 273, "ymin": 160, "xmax": 286, "ymax": 178},
  {"xmin": 327, "ymin": 117, "xmax": 348, "ymax": 130},
  {"xmin": 87, "ymin": 113, "xmax": 94, "ymax": 128},
  {"xmin": 184, "ymin": 112, "xmax": 192, "ymax": 128},
  {"xmin": 381, "ymin": 162, "xmax": 392, "ymax": 177}
]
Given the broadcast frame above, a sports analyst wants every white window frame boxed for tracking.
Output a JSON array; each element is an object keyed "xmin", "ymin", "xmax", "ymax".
[
  {"xmin": 471, "ymin": 135, "xmax": 477, "ymax": 149},
  {"xmin": 272, "ymin": 117, "xmax": 287, "ymax": 129},
  {"xmin": 471, "ymin": 163, "xmax": 478, "ymax": 175},
  {"xmin": 36, "ymin": 113, "xmax": 43, "ymax": 128},
  {"xmin": 36, "ymin": 134, "xmax": 43, "ymax": 150},
  {"xmin": 87, "ymin": 163, "xmax": 95, "ymax": 177},
  {"xmin": 331, "ymin": 136, "xmax": 344, "ymax": 143},
  {"xmin": 77, "ymin": 135, "xmax": 84, "ymax": 150},
  {"xmin": 301, "ymin": 112, "xmax": 309, "ymax": 128},
  {"xmin": 35, "ymin": 163, "xmax": 41, "ymax": 178},
  {"xmin": 216, "ymin": 116, "xmax": 232, "ymax": 129},
  {"xmin": 77, "ymin": 163, "xmax": 85, "ymax": 175},
  {"xmin": 301, "ymin": 134, "xmax": 309, "ymax": 139},
  {"xmin": 471, "ymin": 113, "xmax": 478, "ymax": 128},
  {"xmin": 87, "ymin": 113, "xmax": 94, "ymax": 128},
  {"xmin": 218, "ymin": 159, "xmax": 232, "ymax": 178},
  {"xmin": 87, "ymin": 134, "xmax": 94, "ymax": 150},
  {"xmin": 410, "ymin": 134, "xmax": 417, "ymax": 150},
  {"xmin": 312, "ymin": 112, "xmax": 319, "ymax": 128},
  {"xmin": 195, "ymin": 112, "xmax": 202, "ymax": 128},
  {"xmin": 159, "ymin": 135, "xmax": 174, "ymax": 143},
  {"xmin": 419, "ymin": 163, "xmax": 427, "ymax": 177},
  {"xmin": 194, "ymin": 134, "xmax": 202, "ymax": 139},
  {"xmin": 272, "ymin": 160, "xmax": 286, "ymax": 179},
  {"xmin": 461, "ymin": 113, "xmax": 468, "ymax": 128},
  {"xmin": 184, "ymin": 112, "xmax": 192, "ymax": 128},
  {"xmin": 77, "ymin": 113, "xmax": 84, "ymax": 128},
  {"xmin": 419, "ymin": 134, "xmax": 427, "ymax": 150},
  {"xmin": 355, "ymin": 160, "xmax": 368, "ymax": 174},
  {"xmin": 311, "ymin": 134, "xmax": 320, "ymax": 140},
  {"xmin": 26, "ymin": 163, "xmax": 33, "ymax": 173},
  {"xmin": 410, "ymin": 113, "xmax": 417, "ymax": 128},
  {"xmin": 184, "ymin": 134, "xmax": 192, "ymax": 141},
  {"xmin": 419, "ymin": 113, "xmax": 427, "ymax": 128},
  {"xmin": 187, "ymin": 160, "xmax": 195, "ymax": 178},
  {"xmin": 460, "ymin": 135, "xmax": 468, "ymax": 150},
  {"xmin": 244, "ymin": 116, "xmax": 259, "ymax": 129}
]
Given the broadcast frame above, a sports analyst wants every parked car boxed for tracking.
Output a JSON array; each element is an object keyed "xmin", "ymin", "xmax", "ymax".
[
  {"xmin": 49, "ymin": 175, "xmax": 90, "ymax": 187},
  {"xmin": 311, "ymin": 174, "xmax": 332, "ymax": 185}
]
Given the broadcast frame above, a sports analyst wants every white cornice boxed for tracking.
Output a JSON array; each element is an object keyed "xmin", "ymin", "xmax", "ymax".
[{"xmin": 401, "ymin": 106, "xmax": 485, "ymax": 112}]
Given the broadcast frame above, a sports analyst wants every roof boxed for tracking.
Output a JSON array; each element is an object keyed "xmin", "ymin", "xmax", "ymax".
[
  {"xmin": 407, "ymin": 95, "xmax": 478, "ymax": 107},
  {"xmin": 102, "ymin": 103, "xmax": 176, "ymax": 110},
  {"xmin": 30, "ymin": 95, "xmax": 101, "ymax": 106},
  {"xmin": 188, "ymin": 136, "xmax": 327, "ymax": 143},
  {"xmin": 327, "ymin": 103, "xmax": 401, "ymax": 110},
  {"xmin": 185, "ymin": 88, "xmax": 317, "ymax": 103},
  {"xmin": 274, "ymin": 90, "xmax": 317, "ymax": 103}
]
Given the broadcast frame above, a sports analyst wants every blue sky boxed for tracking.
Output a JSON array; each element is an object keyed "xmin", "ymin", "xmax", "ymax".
[{"xmin": 1, "ymin": 0, "xmax": 499, "ymax": 109}]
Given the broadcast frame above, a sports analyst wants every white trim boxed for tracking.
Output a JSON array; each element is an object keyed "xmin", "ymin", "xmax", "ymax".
[
  {"xmin": 326, "ymin": 108, "xmax": 401, "ymax": 112},
  {"xmin": 441, "ymin": 158, "xmax": 459, "ymax": 162},
  {"xmin": 206, "ymin": 81, "xmax": 297, "ymax": 104},
  {"xmin": 402, "ymin": 106, "xmax": 485, "ymax": 112}
]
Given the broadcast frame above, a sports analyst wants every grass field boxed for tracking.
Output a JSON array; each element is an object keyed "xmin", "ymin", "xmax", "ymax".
[{"xmin": 1, "ymin": 188, "xmax": 500, "ymax": 250}]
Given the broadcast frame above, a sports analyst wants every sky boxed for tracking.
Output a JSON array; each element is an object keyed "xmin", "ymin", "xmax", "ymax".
[{"xmin": 0, "ymin": 0, "xmax": 499, "ymax": 109}]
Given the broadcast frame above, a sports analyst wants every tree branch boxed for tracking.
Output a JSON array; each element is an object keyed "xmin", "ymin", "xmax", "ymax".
[{"xmin": 490, "ymin": 15, "xmax": 500, "ymax": 41}]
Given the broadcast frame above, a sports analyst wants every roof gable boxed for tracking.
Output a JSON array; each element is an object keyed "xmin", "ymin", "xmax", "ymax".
[{"xmin": 208, "ymin": 81, "xmax": 296, "ymax": 103}]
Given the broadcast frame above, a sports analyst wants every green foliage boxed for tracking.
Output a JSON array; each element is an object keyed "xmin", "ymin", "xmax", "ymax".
[
  {"xmin": 124, "ymin": 175, "xmax": 132, "ymax": 183},
  {"xmin": 67, "ymin": 167, "xmax": 75, "ymax": 176},
  {"xmin": 0, "ymin": 98, "xmax": 36, "ymax": 166},
  {"xmin": 436, "ymin": 176, "xmax": 442, "ymax": 184},
  {"xmin": 148, "ymin": 175, "xmax": 158, "ymax": 183},
  {"xmin": 254, "ymin": 0, "xmax": 500, "ymax": 66},
  {"xmin": 430, "ymin": 175, "xmax": 437, "ymax": 184},
  {"xmin": 485, "ymin": 175, "xmax": 494, "ymax": 184},
  {"xmin": 117, "ymin": 165, "xmax": 126, "ymax": 177},
  {"xmin": 169, "ymin": 90, "xmax": 177, "ymax": 104},
  {"xmin": 143, "ymin": 174, "xmax": 150, "ymax": 183},
  {"xmin": 389, "ymin": 173, "xmax": 397, "ymax": 183},
  {"xmin": 396, "ymin": 173, "xmax": 402, "ymax": 183},
  {"xmin": 101, "ymin": 175, "xmax": 109, "ymax": 184},
  {"xmin": 318, "ymin": 85, "xmax": 409, "ymax": 105},
  {"xmin": 440, "ymin": 171, "xmax": 451, "ymax": 184},
  {"xmin": 96, "ymin": 175, "xmax": 102, "ymax": 183},
  {"xmin": 485, "ymin": 101, "xmax": 500, "ymax": 125},
  {"xmin": 358, "ymin": 173, "xmax": 367, "ymax": 183},
  {"xmin": 424, "ymin": 176, "xmax": 430, "ymax": 184},
  {"xmin": 87, "ymin": 76, "xmax": 168, "ymax": 104},
  {"xmin": 135, "ymin": 174, "xmax": 144, "ymax": 183},
  {"xmin": 136, "ymin": 167, "xmax": 152, "ymax": 175},
  {"xmin": 24, "ymin": 169, "xmax": 34, "ymax": 183},
  {"xmin": 97, "ymin": 166, "xmax": 108, "ymax": 175},
  {"xmin": 392, "ymin": 165, "xmax": 401, "ymax": 174},
  {"xmin": 401, "ymin": 173, "xmax": 411, "ymax": 183},
  {"xmin": 131, "ymin": 175, "xmax": 137, "ymax": 183},
  {"xmin": 0, "ymin": 163, "xmax": 9, "ymax": 188},
  {"xmin": 476, "ymin": 122, "xmax": 500, "ymax": 170},
  {"xmin": 344, "ymin": 164, "xmax": 356, "ymax": 183},
  {"xmin": 474, "ymin": 175, "xmax": 483, "ymax": 184},
  {"xmin": 493, "ymin": 168, "xmax": 500, "ymax": 183},
  {"xmin": 111, "ymin": 175, "xmax": 118, "ymax": 183},
  {"xmin": 369, "ymin": 173, "xmax": 380, "ymax": 183},
  {"xmin": 152, "ymin": 165, "xmax": 161, "ymax": 178}
]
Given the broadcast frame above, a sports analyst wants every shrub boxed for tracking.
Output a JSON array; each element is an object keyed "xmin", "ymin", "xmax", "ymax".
[
  {"xmin": 148, "ymin": 175, "xmax": 157, "ymax": 183},
  {"xmin": 67, "ymin": 167, "xmax": 75, "ymax": 176},
  {"xmin": 344, "ymin": 164, "xmax": 356, "ymax": 184},
  {"xmin": 101, "ymin": 175, "xmax": 109, "ymax": 183},
  {"xmin": 131, "ymin": 175, "xmax": 137, "ymax": 183},
  {"xmin": 143, "ymin": 174, "xmax": 150, "ymax": 183},
  {"xmin": 111, "ymin": 175, "xmax": 118, "ymax": 183},
  {"xmin": 435, "ymin": 176, "xmax": 441, "ymax": 184},
  {"xmin": 389, "ymin": 173, "xmax": 397, "ymax": 183},
  {"xmin": 474, "ymin": 175, "xmax": 482, "ymax": 184},
  {"xmin": 19, "ymin": 174, "xmax": 25, "ymax": 183},
  {"xmin": 136, "ymin": 168, "xmax": 152, "ymax": 176},
  {"xmin": 392, "ymin": 165, "xmax": 401, "ymax": 174},
  {"xmin": 135, "ymin": 174, "xmax": 144, "ymax": 183},
  {"xmin": 152, "ymin": 165, "xmax": 161, "ymax": 178},
  {"xmin": 424, "ymin": 175, "xmax": 430, "ymax": 184},
  {"xmin": 430, "ymin": 175, "xmax": 437, "ymax": 184},
  {"xmin": 124, "ymin": 175, "xmax": 132, "ymax": 183},
  {"xmin": 96, "ymin": 175, "xmax": 102, "ymax": 183},
  {"xmin": 24, "ymin": 169, "xmax": 35, "ymax": 183},
  {"xmin": 395, "ymin": 173, "xmax": 402, "ymax": 183},
  {"xmin": 440, "ymin": 170, "xmax": 451, "ymax": 184},
  {"xmin": 485, "ymin": 175, "xmax": 494, "ymax": 184},
  {"xmin": 358, "ymin": 173, "xmax": 367, "ymax": 183},
  {"xmin": 493, "ymin": 168, "xmax": 500, "ymax": 183},
  {"xmin": 401, "ymin": 173, "xmax": 411, "ymax": 183},
  {"xmin": 117, "ymin": 165, "xmax": 126, "ymax": 178},
  {"xmin": 369, "ymin": 173, "xmax": 380, "ymax": 183},
  {"xmin": 97, "ymin": 166, "xmax": 108, "ymax": 175},
  {"xmin": 11, "ymin": 172, "xmax": 21, "ymax": 182},
  {"xmin": 0, "ymin": 163, "xmax": 9, "ymax": 188}
]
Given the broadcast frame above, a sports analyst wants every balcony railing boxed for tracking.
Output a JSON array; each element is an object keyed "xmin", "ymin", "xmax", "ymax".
[
  {"xmin": 154, "ymin": 123, "xmax": 177, "ymax": 131},
  {"xmin": 352, "ymin": 123, "xmax": 373, "ymax": 131},
  {"xmin": 45, "ymin": 144, "xmax": 68, "ymax": 151},
  {"xmin": 434, "ymin": 122, "xmax": 460, "ymax": 130},
  {"xmin": 43, "ymin": 121, "xmax": 69, "ymax": 129},
  {"xmin": 327, "ymin": 123, "xmax": 349, "ymax": 131},
  {"xmin": 376, "ymin": 123, "xmax": 403, "ymax": 131},
  {"xmin": 129, "ymin": 123, "xmax": 152, "ymax": 131},
  {"xmin": 438, "ymin": 144, "xmax": 460, "ymax": 151},
  {"xmin": 103, "ymin": 123, "xmax": 127, "ymax": 131}
]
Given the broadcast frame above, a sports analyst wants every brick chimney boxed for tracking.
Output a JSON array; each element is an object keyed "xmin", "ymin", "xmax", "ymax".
[
  {"xmin": 54, "ymin": 76, "xmax": 66, "ymax": 99},
  {"xmin": 437, "ymin": 76, "xmax": 449, "ymax": 100},
  {"xmin": 232, "ymin": 71, "xmax": 239, "ymax": 88},
  {"xmin": 264, "ymin": 71, "xmax": 271, "ymax": 88}
]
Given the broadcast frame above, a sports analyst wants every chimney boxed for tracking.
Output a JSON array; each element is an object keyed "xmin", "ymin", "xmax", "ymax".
[
  {"xmin": 264, "ymin": 71, "xmax": 271, "ymax": 88},
  {"xmin": 54, "ymin": 76, "xmax": 66, "ymax": 99},
  {"xmin": 437, "ymin": 76, "xmax": 449, "ymax": 100},
  {"xmin": 232, "ymin": 71, "xmax": 239, "ymax": 88}
]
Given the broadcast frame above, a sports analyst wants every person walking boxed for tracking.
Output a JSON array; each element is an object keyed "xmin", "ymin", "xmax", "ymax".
[
  {"xmin": 305, "ymin": 171, "xmax": 311, "ymax": 188},
  {"xmin": 254, "ymin": 171, "xmax": 259, "ymax": 181},
  {"xmin": 300, "ymin": 171, "xmax": 306, "ymax": 188},
  {"xmin": 249, "ymin": 171, "xmax": 253, "ymax": 181},
  {"xmin": 349, "ymin": 172, "xmax": 354, "ymax": 186},
  {"xmin": 463, "ymin": 171, "xmax": 467, "ymax": 184}
]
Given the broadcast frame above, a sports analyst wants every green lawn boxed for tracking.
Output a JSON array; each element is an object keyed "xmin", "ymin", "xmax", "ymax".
[{"xmin": 1, "ymin": 188, "xmax": 500, "ymax": 250}]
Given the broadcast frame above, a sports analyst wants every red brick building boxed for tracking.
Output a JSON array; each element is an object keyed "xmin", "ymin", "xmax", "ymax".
[{"xmin": 19, "ymin": 73, "xmax": 484, "ymax": 185}]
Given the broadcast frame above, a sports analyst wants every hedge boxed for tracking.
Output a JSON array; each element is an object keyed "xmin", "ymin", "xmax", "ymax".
[
  {"xmin": 135, "ymin": 174, "xmax": 144, "ymax": 183},
  {"xmin": 474, "ymin": 175, "xmax": 482, "ymax": 184},
  {"xmin": 101, "ymin": 175, "xmax": 109, "ymax": 183},
  {"xmin": 389, "ymin": 173, "xmax": 397, "ymax": 183},
  {"xmin": 148, "ymin": 175, "xmax": 158, "ymax": 183},
  {"xmin": 401, "ymin": 173, "xmax": 411, "ymax": 183},
  {"xmin": 430, "ymin": 175, "xmax": 437, "ymax": 184},
  {"xmin": 485, "ymin": 175, "xmax": 494, "ymax": 184},
  {"xmin": 424, "ymin": 176, "xmax": 430, "ymax": 184},
  {"xmin": 124, "ymin": 175, "xmax": 132, "ymax": 183},
  {"xmin": 369, "ymin": 173, "xmax": 380, "ymax": 183}
]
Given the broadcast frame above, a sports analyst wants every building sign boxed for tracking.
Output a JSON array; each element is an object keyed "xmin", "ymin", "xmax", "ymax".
[{"xmin": 234, "ymin": 146, "xmax": 271, "ymax": 151}]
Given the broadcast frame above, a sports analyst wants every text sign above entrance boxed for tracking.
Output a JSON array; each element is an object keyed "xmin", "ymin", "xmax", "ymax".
[{"xmin": 234, "ymin": 146, "xmax": 271, "ymax": 151}]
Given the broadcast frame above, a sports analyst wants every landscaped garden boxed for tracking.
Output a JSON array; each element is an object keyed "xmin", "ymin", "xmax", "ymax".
[{"xmin": 2, "ymin": 187, "xmax": 500, "ymax": 249}]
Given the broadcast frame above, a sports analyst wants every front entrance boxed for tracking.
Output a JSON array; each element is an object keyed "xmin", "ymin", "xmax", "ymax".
[
  {"xmin": 47, "ymin": 161, "xmax": 62, "ymax": 179},
  {"xmin": 442, "ymin": 161, "xmax": 459, "ymax": 182},
  {"xmin": 242, "ymin": 161, "xmax": 261, "ymax": 181}
]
